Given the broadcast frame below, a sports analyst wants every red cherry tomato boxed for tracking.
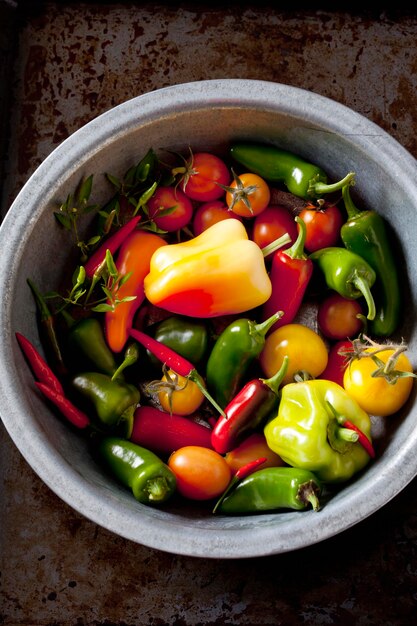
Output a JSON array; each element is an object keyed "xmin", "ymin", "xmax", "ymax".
[
  {"xmin": 192, "ymin": 200, "xmax": 242, "ymax": 236},
  {"xmin": 182, "ymin": 152, "xmax": 230, "ymax": 202},
  {"xmin": 299, "ymin": 202, "xmax": 344, "ymax": 253},
  {"xmin": 168, "ymin": 446, "xmax": 232, "ymax": 500},
  {"xmin": 147, "ymin": 186, "xmax": 193, "ymax": 232},
  {"xmin": 319, "ymin": 339, "xmax": 353, "ymax": 387},
  {"xmin": 318, "ymin": 292, "xmax": 364, "ymax": 340},
  {"xmin": 252, "ymin": 205, "xmax": 298, "ymax": 250}
]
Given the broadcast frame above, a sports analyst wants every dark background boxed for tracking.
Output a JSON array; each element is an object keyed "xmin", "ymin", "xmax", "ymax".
[{"xmin": 1, "ymin": 2, "xmax": 417, "ymax": 624}]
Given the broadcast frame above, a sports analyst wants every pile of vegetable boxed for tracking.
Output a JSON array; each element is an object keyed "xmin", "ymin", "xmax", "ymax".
[{"xmin": 17, "ymin": 142, "xmax": 416, "ymax": 515}]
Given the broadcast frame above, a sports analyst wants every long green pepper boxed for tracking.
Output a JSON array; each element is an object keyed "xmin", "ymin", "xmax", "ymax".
[{"xmin": 341, "ymin": 185, "xmax": 401, "ymax": 336}]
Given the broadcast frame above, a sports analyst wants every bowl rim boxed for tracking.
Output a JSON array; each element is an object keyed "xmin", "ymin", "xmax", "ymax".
[{"xmin": 1, "ymin": 78, "xmax": 417, "ymax": 558}]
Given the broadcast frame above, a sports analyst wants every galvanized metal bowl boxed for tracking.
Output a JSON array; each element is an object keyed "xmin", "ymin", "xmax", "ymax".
[{"xmin": 1, "ymin": 80, "xmax": 416, "ymax": 558}]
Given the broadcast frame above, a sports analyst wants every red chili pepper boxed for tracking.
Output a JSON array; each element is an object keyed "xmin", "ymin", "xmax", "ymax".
[
  {"xmin": 261, "ymin": 216, "xmax": 313, "ymax": 331},
  {"xmin": 84, "ymin": 215, "xmax": 141, "ymax": 280},
  {"xmin": 129, "ymin": 329, "xmax": 226, "ymax": 416},
  {"xmin": 16, "ymin": 332, "xmax": 64, "ymax": 396},
  {"xmin": 213, "ymin": 456, "xmax": 267, "ymax": 513},
  {"xmin": 342, "ymin": 419, "xmax": 375, "ymax": 459},
  {"xmin": 35, "ymin": 382, "xmax": 90, "ymax": 429},
  {"xmin": 211, "ymin": 356, "xmax": 289, "ymax": 455},
  {"xmin": 130, "ymin": 405, "xmax": 213, "ymax": 455}
]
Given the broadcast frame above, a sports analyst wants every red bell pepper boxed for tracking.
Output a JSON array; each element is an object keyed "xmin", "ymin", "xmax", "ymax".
[{"xmin": 261, "ymin": 216, "xmax": 313, "ymax": 331}]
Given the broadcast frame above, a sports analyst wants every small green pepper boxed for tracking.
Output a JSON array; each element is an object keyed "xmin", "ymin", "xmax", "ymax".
[
  {"xmin": 264, "ymin": 379, "xmax": 373, "ymax": 483},
  {"xmin": 230, "ymin": 142, "xmax": 355, "ymax": 200},
  {"xmin": 310, "ymin": 246, "xmax": 376, "ymax": 320},
  {"xmin": 206, "ymin": 311, "xmax": 282, "ymax": 410},
  {"xmin": 66, "ymin": 316, "xmax": 119, "ymax": 377},
  {"xmin": 149, "ymin": 315, "xmax": 209, "ymax": 367},
  {"xmin": 215, "ymin": 467, "xmax": 321, "ymax": 514},
  {"xmin": 96, "ymin": 437, "xmax": 176, "ymax": 505},
  {"xmin": 72, "ymin": 372, "xmax": 140, "ymax": 436},
  {"xmin": 341, "ymin": 185, "xmax": 401, "ymax": 337}
]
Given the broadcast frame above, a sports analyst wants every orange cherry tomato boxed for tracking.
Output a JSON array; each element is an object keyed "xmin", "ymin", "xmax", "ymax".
[
  {"xmin": 168, "ymin": 446, "xmax": 232, "ymax": 500},
  {"xmin": 157, "ymin": 369, "xmax": 205, "ymax": 416},
  {"xmin": 226, "ymin": 172, "xmax": 270, "ymax": 217}
]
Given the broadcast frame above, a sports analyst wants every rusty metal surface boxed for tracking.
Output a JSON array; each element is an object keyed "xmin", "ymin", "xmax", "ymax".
[{"xmin": 1, "ymin": 3, "xmax": 417, "ymax": 624}]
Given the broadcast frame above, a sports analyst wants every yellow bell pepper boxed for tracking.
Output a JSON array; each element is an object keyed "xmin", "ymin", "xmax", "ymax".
[{"xmin": 144, "ymin": 220, "xmax": 273, "ymax": 317}]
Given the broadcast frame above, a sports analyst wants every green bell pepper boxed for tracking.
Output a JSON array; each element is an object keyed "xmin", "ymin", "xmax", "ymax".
[
  {"xmin": 264, "ymin": 379, "xmax": 373, "ymax": 483},
  {"xmin": 96, "ymin": 437, "xmax": 176, "ymax": 505},
  {"xmin": 72, "ymin": 372, "xmax": 140, "ymax": 436},
  {"xmin": 310, "ymin": 246, "xmax": 377, "ymax": 321}
]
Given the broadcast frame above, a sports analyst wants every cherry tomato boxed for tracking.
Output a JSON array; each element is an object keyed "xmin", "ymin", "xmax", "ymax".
[
  {"xmin": 343, "ymin": 350, "xmax": 415, "ymax": 417},
  {"xmin": 319, "ymin": 339, "xmax": 353, "ymax": 387},
  {"xmin": 299, "ymin": 202, "xmax": 343, "ymax": 253},
  {"xmin": 157, "ymin": 369, "xmax": 205, "ymax": 416},
  {"xmin": 252, "ymin": 205, "xmax": 298, "ymax": 250},
  {"xmin": 168, "ymin": 446, "xmax": 232, "ymax": 500},
  {"xmin": 192, "ymin": 200, "xmax": 242, "ymax": 236},
  {"xmin": 226, "ymin": 172, "xmax": 270, "ymax": 218},
  {"xmin": 181, "ymin": 152, "xmax": 230, "ymax": 202},
  {"xmin": 260, "ymin": 323, "xmax": 328, "ymax": 385},
  {"xmin": 224, "ymin": 433, "xmax": 285, "ymax": 474},
  {"xmin": 147, "ymin": 186, "xmax": 193, "ymax": 232},
  {"xmin": 317, "ymin": 292, "xmax": 364, "ymax": 340}
]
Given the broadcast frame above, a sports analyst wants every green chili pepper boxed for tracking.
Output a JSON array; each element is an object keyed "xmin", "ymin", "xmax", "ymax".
[
  {"xmin": 66, "ymin": 316, "xmax": 120, "ymax": 377},
  {"xmin": 341, "ymin": 185, "xmax": 401, "ymax": 337},
  {"xmin": 264, "ymin": 379, "xmax": 374, "ymax": 483},
  {"xmin": 310, "ymin": 246, "xmax": 376, "ymax": 320},
  {"xmin": 149, "ymin": 315, "xmax": 209, "ymax": 368},
  {"xmin": 206, "ymin": 311, "xmax": 282, "ymax": 410},
  {"xmin": 215, "ymin": 467, "xmax": 321, "ymax": 514},
  {"xmin": 230, "ymin": 142, "xmax": 355, "ymax": 200},
  {"xmin": 72, "ymin": 372, "xmax": 140, "ymax": 436},
  {"xmin": 96, "ymin": 437, "xmax": 176, "ymax": 505}
]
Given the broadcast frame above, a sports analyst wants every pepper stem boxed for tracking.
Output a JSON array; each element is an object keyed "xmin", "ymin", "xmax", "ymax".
[
  {"xmin": 261, "ymin": 233, "xmax": 292, "ymax": 258},
  {"xmin": 284, "ymin": 216, "xmax": 308, "ymax": 260},
  {"xmin": 261, "ymin": 356, "xmax": 289, "ymax": 396},
  {"xmin": 189, "ymin": 370, "xmax": 226, "ymax": 417},
  {"xmin": 337, "ymin": 428, "xmax": 359, "ymax": 443},
  {"xmin": 298, "ymin": 480, "xmax": 321, "ymax": 512},
  {"xmin": 254, "ymin": 311, "xmax": 284, "ymax": 337},
  {"xmin": 145, "ymin": 476, "xmax": 172, "ymax": 502},
  {"xmin": 111, "ymin": 343, "xmax": 139, "ymax": 381},
  {"xmin": 309, "ymin": 171, "xmax": 355, "ymax": 198},
  {"xmin": 352, "ymin": 272, "xmax": 376, "ymax": 321},
  {"xmin": 342, "ymin": 183, "xmax": 362, "ymax": 219}
]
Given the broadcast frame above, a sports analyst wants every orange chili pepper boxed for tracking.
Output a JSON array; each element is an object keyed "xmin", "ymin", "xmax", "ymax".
[{"xmin": 105, "ymin": 230, "xmax": 167, "ymax": 352}]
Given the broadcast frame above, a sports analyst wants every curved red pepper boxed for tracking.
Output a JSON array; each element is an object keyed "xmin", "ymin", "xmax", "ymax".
[
  {"xmin": 36, "ymin": 382, "xmax": 90, "ymax": 429},
  {"xmin": 130, "ymin": 405, "xmax": 213, "ymax": 455},
  {"xmin": 211, "ymin": 356, "xmax": 289, "ymax": 454},
  {"xmin": 84, "ymin": 215, "xmax": 141, "ymax": 280},
  {"xmin": 261, "ymin": 216, "xmax": 313, "ymax": 331},
  {"xmin": 16, "ymin": 332, "xmax": 64, "ymax": 396}
]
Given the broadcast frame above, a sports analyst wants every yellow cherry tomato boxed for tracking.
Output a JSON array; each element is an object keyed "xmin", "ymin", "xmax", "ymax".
[
  {"xmin": 226, "ymin": 172, "xmax": 270, "ymax": 217},
  {"xmin": 259, "ymin": 323, "xmax": 328, "ymax": 385},
  {"xmin": 343, "ymin": 349, "xmax": 415, "ymax": 417},
  {"xmin": 158, "ymin": 369, "xmax": 205, "ymax": 415}
]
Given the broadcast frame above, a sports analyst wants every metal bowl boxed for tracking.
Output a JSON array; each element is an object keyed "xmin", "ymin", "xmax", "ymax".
[{"xmin": 1, "ymin": 79, "xmax": 416, "ymax": 558}]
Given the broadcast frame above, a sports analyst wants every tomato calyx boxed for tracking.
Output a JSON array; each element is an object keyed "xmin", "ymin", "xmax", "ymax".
[
  {"xmin": 144, "ymin": 365, "xmax": 189, "ymax": 413},
  {"xmin": 342, "ymin": 334, "xmax": 417, "ymax": 384},
  {"xmin": 219, "ymin": 169, "xmax": 259, "ymax": 214},
  {"xmin": 170, "ymin": 147, "xmax": 198, "ymax": 191}
]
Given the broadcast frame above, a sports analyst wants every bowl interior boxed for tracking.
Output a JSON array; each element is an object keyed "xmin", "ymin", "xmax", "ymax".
[{"xmin": 1, "ymin": 80, "xmax": 417, "ymax": 558}]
